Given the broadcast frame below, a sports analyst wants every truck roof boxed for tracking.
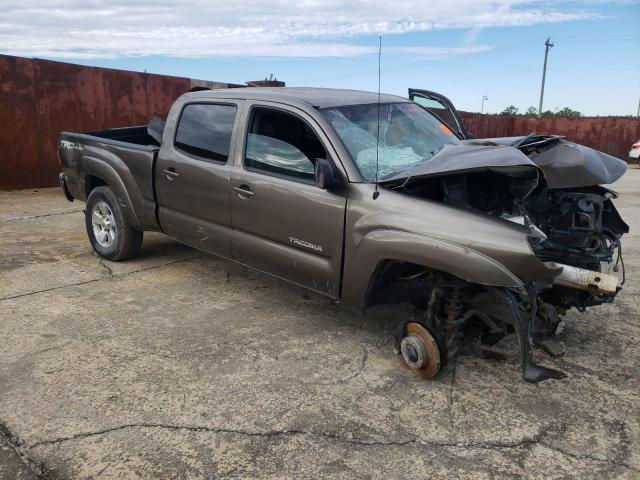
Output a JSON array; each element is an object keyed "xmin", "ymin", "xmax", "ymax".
[{"xmin": 181, "ymin": 87, "xmax": 410, "ymax": 109}]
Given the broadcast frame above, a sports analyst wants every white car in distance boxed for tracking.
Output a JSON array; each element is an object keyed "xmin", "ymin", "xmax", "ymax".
[{"xmin": 629, "ymin": 139, "xmax": 640, "ymax": 163}]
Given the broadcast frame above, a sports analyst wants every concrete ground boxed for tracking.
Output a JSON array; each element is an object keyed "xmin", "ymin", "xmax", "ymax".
[{"xmin": 1, "ymin": 171, "xmax": 639, "ymax": 480}]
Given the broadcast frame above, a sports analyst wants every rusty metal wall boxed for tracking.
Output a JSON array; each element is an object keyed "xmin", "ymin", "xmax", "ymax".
[
  {"xmin": 458, "ymin": 111, "xmax": 640, "ymax": 160},
  {"xmin": 0, "ymin": 54, "xmax": 191, "ymax": 189},
  {"xmin": 2, "ymin": 55, "xmax": 639, "ymax": 190}
]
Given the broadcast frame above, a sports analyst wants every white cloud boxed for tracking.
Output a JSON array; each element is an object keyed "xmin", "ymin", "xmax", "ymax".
[{"xmin": 0, "ymin": 1, "xmax": 600, "ymax": 59}]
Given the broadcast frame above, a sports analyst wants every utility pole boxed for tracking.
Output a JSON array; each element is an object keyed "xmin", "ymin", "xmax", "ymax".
[
  {"xmin": 481, "ymin": 95, "xmax": 488, "ymax": 114},
  {"xmin": 538, "ymin": 37, "xmax": 554, "ymax": 118}
]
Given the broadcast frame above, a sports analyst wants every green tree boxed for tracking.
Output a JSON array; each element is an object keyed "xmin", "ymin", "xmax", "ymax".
[
  {"xmin": 500, "ymin": 105, "xmax": 519, "ymax": 116},
  {"xmin": 525, "ymin": 106, "xmax": 537, "ymax": 116},
  {"xmin": 541, "ymin": 110, "xmax": 555, "ymax": 118},
  {"xmin": 555, "ymin": 107, "xmax": 582, "ymax": 118}
]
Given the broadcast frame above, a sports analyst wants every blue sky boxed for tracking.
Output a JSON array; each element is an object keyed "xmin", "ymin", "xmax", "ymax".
[{"xmin": 2, "ymin": 1, "xmax": 639, "ymax": 115}]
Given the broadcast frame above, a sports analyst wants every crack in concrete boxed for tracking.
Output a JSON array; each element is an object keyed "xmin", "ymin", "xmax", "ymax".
[
  {"xmin": 3, "ymin": 209, "xmax": 84, "ymax": 222},
  {"xmin": 537, "ymin": 440, "xmax": 634, "ymax": 470},
  {"xmin": 26, "ymin": 423, "xmax": 416, "ymax": 449},
  {"xmin": 0, "ymin": 255, "xmax": 204, "ymax": 302},
  {"xmin": 0, "ymin": 423, "xmax": 51, "ymax": 480},
  {"xmin": 23, "ymin": 422, "xmax": 637, "ymax": 471},
  {"xmin": 94, "ymin": 253, "xmax": 114, "ymax": 277},
  {"xmin": 339, "ymin": 345, "xmax": 369, "ymax": 383}
]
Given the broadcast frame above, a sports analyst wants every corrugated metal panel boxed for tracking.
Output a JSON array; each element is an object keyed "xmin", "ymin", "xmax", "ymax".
[
  {"xmin": 0, "ymin": 56, "xmax": 40, "ymax": 189},
  {"xmin": 0, "ymin": 54, "xmax": 190, "ymax": 189},
  {"xmin": 458, "ymin": 111, "xmax": 640, "ymax": 160},
  {"xmin": 2, "ymin": 56, "xmax": 639, "ymax": 189}
]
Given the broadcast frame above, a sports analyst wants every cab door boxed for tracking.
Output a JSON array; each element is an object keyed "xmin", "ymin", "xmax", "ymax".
[
  {"xmin": 229, "ymin": 102, "xmax": 347, "ymax": 298},
  {"xmin": 156, "ymin": 100, "xmax": 241, "ymax": 257},
  {"xmin": 408, "ymin": 89, "xmax": 470, "ymax": 140}
]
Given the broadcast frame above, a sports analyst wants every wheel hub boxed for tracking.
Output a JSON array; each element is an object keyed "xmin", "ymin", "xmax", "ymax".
[
  {"xmin": 401, "ymin": 334, "xmax": 428, "ymax": 369},
  {"xmin": 400, "ymin": 322, "xmax": 443, "ymax": 379}
]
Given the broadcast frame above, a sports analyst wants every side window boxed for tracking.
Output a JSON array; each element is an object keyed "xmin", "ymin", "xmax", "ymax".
[
  {"xmin": 244, "ymin": 108, "xmax": 326, "ymax": 181},
  {"xmin": 174, "ymin": 103, "xmax": 237, "ymax": 162}
]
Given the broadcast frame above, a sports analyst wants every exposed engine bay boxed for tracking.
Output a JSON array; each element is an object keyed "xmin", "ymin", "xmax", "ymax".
[{"xmin": 379, "ymin": 135, "xmax": 629, "ymax": 382}]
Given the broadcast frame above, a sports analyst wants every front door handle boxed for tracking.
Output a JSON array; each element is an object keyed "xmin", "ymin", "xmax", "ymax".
[
  {"xmin": 162, "ymin": 168, "xmax": 179, "ymax": 180},
  {"xmin": 232, "ymin": 185, "xmax": 255, "ymax": 198}
]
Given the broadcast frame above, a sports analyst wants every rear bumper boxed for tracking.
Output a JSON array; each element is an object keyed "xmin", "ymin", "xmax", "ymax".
[{"xmin": 58, "ymin": 172, "xmax": 74, "ymax": 202}]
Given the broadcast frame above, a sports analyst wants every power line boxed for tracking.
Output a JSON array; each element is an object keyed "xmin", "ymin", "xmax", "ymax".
[
  {"xmin": 550, "ymin": 66, "xmax": 640, "ymax": 71},
  {"xmin": 289, "ymin": 41, "xmax": 542, "ymax": 86},
  {"xmin": 288, "ymin": 34, "xmax": 638, "ymax": 87}
]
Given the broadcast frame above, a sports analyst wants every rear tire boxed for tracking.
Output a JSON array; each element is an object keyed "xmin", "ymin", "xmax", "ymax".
[{"xmin": 85, "ymin": 186, "xmax": 143, "ymax": 261}]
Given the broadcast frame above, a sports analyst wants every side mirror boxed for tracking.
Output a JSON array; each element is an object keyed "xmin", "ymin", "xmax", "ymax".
[{"xmin": 314, "ymin": 158, "xmax": 335, "ymax": 189}]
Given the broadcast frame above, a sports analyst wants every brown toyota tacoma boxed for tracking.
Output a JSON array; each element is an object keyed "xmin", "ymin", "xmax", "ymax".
[{"xmin": 58, "ymin": 87, "xmax": 629, "ymax": 383}]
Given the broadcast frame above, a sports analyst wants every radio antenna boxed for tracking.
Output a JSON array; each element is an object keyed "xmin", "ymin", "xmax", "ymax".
[{"xmin": 373, "ymin": 36, "xmax": 382, "ymax": 200}]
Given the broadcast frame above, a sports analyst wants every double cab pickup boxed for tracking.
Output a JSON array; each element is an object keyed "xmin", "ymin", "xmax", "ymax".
[{"xmin": 59, "ymin": 87, "xmax": 628, "ymax": 383}]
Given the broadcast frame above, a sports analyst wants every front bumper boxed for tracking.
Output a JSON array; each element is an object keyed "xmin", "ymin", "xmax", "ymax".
[{"xmin": 543, "ymin": 262, "xmax": 619, "ymax": 294}]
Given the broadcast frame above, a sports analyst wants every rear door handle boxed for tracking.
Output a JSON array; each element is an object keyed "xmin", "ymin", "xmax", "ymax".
[
  {"xmin": 162, "ymin": 168, "xmax": 179, "ymax": 180},
  {"xmin": 232, "ymin": 185, "xmax": 255, "ymax": 197}
]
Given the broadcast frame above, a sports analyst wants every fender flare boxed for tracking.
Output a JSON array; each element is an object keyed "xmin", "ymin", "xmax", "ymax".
[
  {"xmin": 340, "ymin": 230, "xmax": 524, "ymax": 311},
  {"xmin": 81, "ymin": 156, "xmax": 143, "ymax": 230}
]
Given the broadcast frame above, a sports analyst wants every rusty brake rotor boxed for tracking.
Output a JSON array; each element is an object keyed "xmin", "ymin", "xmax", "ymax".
[{"xmin": 400, "ymin": 322, "xmax": 443, "ymax": 379}]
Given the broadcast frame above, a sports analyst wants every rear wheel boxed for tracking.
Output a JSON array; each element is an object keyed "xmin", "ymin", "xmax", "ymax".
[{"xmin": 85, "ymin": 186, "xmax": 143, "ymax": 261}]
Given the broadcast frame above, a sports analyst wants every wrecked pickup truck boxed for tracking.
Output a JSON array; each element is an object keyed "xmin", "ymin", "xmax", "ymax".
[{"xmin": 58, "ymin": 87, "xmax": 629, "ymax": 383}]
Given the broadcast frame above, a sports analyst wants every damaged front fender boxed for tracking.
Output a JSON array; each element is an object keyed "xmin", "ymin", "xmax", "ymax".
[
  {"xmin": 341, "ymin": 229, "xmax": 525, "ymax": 311},
  {"xmin": 341, "ymin": 185, "xmax": 562, "ymax": 311}
]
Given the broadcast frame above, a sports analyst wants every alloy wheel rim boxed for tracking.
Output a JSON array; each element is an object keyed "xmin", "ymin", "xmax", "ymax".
[{"xmin": 91, "ymin": 201, "xmax": 116, "ymax": 248}]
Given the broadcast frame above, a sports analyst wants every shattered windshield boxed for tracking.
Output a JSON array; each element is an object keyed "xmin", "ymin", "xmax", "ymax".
[{"xmin": 322, "ymin": 102, "xmax": 459, "ymax": 182}]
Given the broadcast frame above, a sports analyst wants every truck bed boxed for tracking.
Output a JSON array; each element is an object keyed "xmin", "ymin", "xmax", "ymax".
[
  {"xmin": 59, "ymin": 126, "xmax": 161, "ymax": 231},
  {"xmin": 81, "ymin": 125, "xmax": 160, "ymax": 149}
]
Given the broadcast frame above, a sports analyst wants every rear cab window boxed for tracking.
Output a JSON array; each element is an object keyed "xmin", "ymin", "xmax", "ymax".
[
  {"xmin": 174, "ymin": 103, "xmax": 237, "ymax": 162},
  {"xmin": 244, "ymin": 107, "xmax": 327, "ymax": 182}
]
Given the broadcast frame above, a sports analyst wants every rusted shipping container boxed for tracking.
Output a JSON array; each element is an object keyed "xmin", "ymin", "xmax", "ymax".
[
  {"xmin": 1, "ymin": 53, "xmax": 638, "ymax": 189},
  {"xmin": 0, "ymin": 55, "xmax": 191, "ymax": 189},
  {"xmin": 459, "ymin": 111, "xmax": 640, "ymax": 161}
]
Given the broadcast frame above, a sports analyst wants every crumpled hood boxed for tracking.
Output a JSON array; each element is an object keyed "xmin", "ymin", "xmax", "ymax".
[
  {"xmin": 380, "ymin": 138, "xmax": 627, "ymax": 189},
  {"xmin": 381, "ymin": 143, "xmax": 535, "ymax": 184},
  {"xmin": 528, "ymin": 139, "xmax": 627, "ymax": 188}
]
